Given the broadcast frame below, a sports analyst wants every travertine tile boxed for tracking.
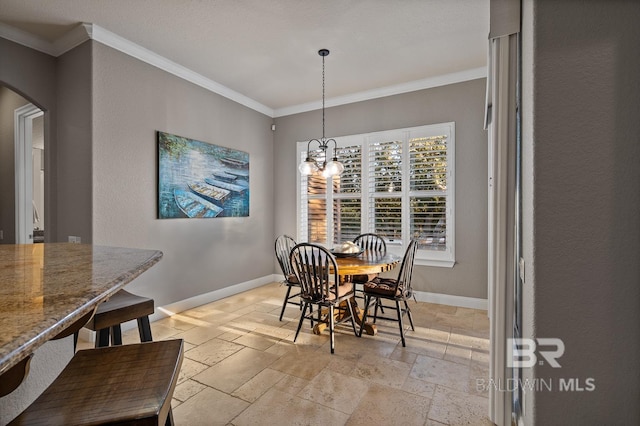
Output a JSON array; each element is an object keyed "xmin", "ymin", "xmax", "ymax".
[
  {"xmin": 389, "ymin": 345, "xmax": 418, "ymax": 364},
  {"xmin": 173, "ymin": 378, "xmax": 207, "ymax": 402},
  {"xmin": 434, "ymin": 312, "xmax": 476, "ymax": 329},
  {"xmin": 410, "ymin": 355, "xmax": 471, "ymax": 393},
  {"xmin": 172, "ymin": 323, "xmax": 225, "ymax": 345},
  {"xmin": 449, "ymin": 328, "xmax": 489, "ymax": 350},
  {"xmin": 403, "ymin": 337, "xmax": 448, "ymax": 359},
  {"xmin": 269, "ymin": 350, "xmax": 332, "ymax": 380},
  {"xmin": 231, "ymin": 368, "xmax": 286, "ymax": 403},
  {"xmin": 427, "ymin": 385, "xmax": 492, "ymax": 425},
  {"xmin": 299, "ymin": 369, "xmax": 370, "ymax": 414},
  {"xmin": 408, "ymin": 324, "xmax": 451, "ymax": 344},
  {"xmin": 273, "ymin": 373, "xmax": 310, "ymax": 396},
  {"xmin": 176, "ymin": 357, "xmax": 208, "ymax": 385},
  {"xmin": 150, "ymin": 283, "xmax": 489, "ymax": 425},
  {"xmin": 444, "ymin": 343, "xmax": 473, "ymax": 365},
  {"xmin": 173, "ymin": 386, "xmax": 249, "ymax": 426},
  {"xmin": 152, "ymin": 314, "xmax": 200, "ymax": 332},
  {"xmin": 184, "ymin": 338, "xmax": 243, "ymax": 366},
  {"xmin": 233, "ymin": 388, "xmax": 350, "ymax": 426},
  {"xmin": 352, "ymin": 355, "xmax": 413, "ymax": 389},
  {"xmin": 346, "ymin": 383, "xmax": 431, "ymax": 426},
  {"xmin": 402, "ymin": 376, "xmax": 437, "ymax": 398},
  {"xmin": 193, "ymin": 346, "xmax": 279, "ymax": 393},
  {"xmin": 233, "ymin": 330, "xmax": 278, "ymax": 351},
  {"xmin": 469, "ymin": 361, "xmax": 490, "ymax": 397}
]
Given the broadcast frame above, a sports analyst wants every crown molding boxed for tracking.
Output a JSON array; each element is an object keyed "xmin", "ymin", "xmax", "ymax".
[
  {"xmin": 2, "ymin": 21, "xmax": 486, "ymax": 119},
  {"xmin": 88, "ymin": 24, "xmax": 274, "ymax": 117},
  {"xmin": 52, "ymin": 23, "xmax": 92, "ymax": 56},
  {"xmin": 273, "ymin": 66, "xmax": 488, "ymax": 118},
  {"xmin": 0, "ymin": 21, "xmax": 56, "ymax": 56}
]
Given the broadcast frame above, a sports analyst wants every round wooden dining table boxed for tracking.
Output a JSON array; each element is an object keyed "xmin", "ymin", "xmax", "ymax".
[
  {"xmin": 334, "ymin": 250, "xmax": 401, "ymax": 276},
  {"xmin": 313, "ymin": 249, "xmax": 402, "ymax": 336}
]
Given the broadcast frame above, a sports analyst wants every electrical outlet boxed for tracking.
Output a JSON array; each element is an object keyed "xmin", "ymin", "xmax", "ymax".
[{"xmin": 68, "ymin": 236, "xmax": 81, "ymax": 244}]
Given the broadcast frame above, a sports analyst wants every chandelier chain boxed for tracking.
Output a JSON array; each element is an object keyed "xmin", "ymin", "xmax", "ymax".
[{"xmin": 322, "ymin": 53, "xmax": 326, "ymax": 140}]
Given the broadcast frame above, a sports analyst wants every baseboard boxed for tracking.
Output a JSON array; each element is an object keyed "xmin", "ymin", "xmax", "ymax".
[
  {"xmin": 115, "ymin": 276, "xmax": 485, "ymax": 333},
  {"xmin": 413, "ymin": 290, "xmax": 488, "ymax": 311},
  {"xmin": 150, "ymin": 274, "xmax": 280, "ymax": 323},
  {"xmin": 281, "ymin": 274, "xmax": 487, "ymax": 310}
]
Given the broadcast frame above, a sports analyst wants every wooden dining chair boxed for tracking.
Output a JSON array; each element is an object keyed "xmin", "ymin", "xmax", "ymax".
[
  {"xmin": 289, "ymin": 243, "xmax": 358, "ymax": 354},
  {"xmin": 274, "ymin": 234, "xmax": 302, "ymax": 321},
  {"xmin": 352, "ymin": 233, "xmax": 387, "ymax": 310},
  {"xmin": 358, "ymin": 239, "xmax": 418, "ymax": 347}
]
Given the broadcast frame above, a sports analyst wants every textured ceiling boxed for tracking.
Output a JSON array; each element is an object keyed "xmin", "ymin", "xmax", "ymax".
[{"xmin": 0, "ymin": 0, "xmax": 489, "ymax": 112}]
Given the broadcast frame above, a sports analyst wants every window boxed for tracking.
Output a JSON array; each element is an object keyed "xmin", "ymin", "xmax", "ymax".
[{"xmin": 297, "ymin": 123, "xmax": 455, "ymax": 267}]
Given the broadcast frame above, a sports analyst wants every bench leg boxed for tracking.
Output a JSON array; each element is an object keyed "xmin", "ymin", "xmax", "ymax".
[
  {"xmin": 138, "ymin": 316, "xmax": 153, "ymax": 342},
  {"xmin": 111, "ymin": 324, "xmax": 123, "ymax": 345},
  {"xmin": 96, "ymin": 328, "xmax": 110, "ymax": 348}
]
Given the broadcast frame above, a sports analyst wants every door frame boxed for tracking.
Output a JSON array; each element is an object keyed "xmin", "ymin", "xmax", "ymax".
[{"xmin": 14, "ymin": 103, "xmax": 43, "ymax": 244}]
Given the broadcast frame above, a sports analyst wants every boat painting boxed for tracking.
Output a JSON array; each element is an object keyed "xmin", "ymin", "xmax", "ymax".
[
  {"xmin": 158, "ymin": 131, "xmax": 250, "ymax": 219},
  {"xmin": 174, "ymin": 189, "xmax": 223, "ymax": 218},
  {"xmin": 204, "ymin": 177, "xmax": 247, "ymax": 194},
  {"xmin": 220, "ymin": 156, "xmax": 249, "ymax": 169},
  {"xmin": 212, "ymin": 170, "xmax": 237, "ymax": 182}
]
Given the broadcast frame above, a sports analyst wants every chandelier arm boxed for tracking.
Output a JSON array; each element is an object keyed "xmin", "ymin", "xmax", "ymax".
[{"xmin": 300, "ymin": 49, "xmax": 342, "ymax": 177}]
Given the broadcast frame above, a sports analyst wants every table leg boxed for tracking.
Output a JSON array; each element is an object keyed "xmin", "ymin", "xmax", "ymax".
[{"xmin": 311, "ymin": 298, "xmax": 377, "ymax": 336}]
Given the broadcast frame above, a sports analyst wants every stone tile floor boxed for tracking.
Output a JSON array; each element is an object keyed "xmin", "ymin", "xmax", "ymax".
[{"xmin": 79, "ymin": 282, "xmax": 492, "ymax": 425}]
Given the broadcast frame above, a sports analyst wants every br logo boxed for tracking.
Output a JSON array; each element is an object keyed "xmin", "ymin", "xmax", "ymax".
[{"xmin": 507, "ymin": 338, "xmax": 565, "ymax": 368}]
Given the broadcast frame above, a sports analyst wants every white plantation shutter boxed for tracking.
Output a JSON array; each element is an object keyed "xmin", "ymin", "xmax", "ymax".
[
  {"xmin": 332, "ymin": 144, "xmax": 362, "ymax": 243},
  {"xmin": 409, "ymin": 135, "xmax": 449, "ymax": 251},
  {"xmin": 298, "ymin": 123, "xmax": 454, "ymax": 267}
]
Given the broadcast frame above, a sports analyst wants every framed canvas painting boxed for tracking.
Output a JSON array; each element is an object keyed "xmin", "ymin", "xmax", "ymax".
[{"xmin": 157, "ymin": 131, "xmax": 249, "ymax": 219}]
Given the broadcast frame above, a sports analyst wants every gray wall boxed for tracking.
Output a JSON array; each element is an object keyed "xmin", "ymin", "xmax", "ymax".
[
  {"xmin": 274, "ymin": 79, "xmax": 488, "ymax": 299},
  {"xmin": 522, "ymin": 0, "xmax": 640, "ymax": 423},
  {"xmin": 0, "ymin": 86, "xmax": 28, "ymax": 243},
  {"xmin": 91, "ymin": 42, "xmax": 275, "ymax": 307},
  {"xmin": 55, "ymin": 41, "xmax": 93, "ymax": 243},
  {"xmin": 0, "ymin": 37, "xmax": 57, "ymax": 243},
  {"xmin": 0, "ymin": 37, "xmax": 73, "ymax": 424}
]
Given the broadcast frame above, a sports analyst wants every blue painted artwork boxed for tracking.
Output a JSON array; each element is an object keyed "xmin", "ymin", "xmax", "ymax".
[{"xmin": 157, "ymin": 131, "xmax": 249, "ymax": 219}]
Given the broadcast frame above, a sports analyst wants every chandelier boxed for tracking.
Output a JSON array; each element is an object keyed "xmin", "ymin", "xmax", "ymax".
[{"xmin": 299, "ymin": 49, "xmax": 344, "ymax": 177}]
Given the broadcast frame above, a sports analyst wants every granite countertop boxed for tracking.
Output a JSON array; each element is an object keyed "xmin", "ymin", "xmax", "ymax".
[{"xmin": 0, "ymin": 243, "xmax": 163, "ymax": 375}]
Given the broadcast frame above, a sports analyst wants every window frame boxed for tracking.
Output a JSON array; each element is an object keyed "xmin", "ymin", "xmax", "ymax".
[{"xmin": 296, "ymin": 123, "xmax": 455, "ymax": 268}]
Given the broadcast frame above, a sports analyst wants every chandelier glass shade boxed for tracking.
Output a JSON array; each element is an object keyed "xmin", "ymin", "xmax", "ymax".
[{"xmin": 299, "ymin": 49, "xmax": 344, "ymax": 177}]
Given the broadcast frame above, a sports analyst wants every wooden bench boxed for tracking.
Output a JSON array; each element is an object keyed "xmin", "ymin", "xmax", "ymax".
[
  {"xmin": 9, "ymin": 339, "xmax": 183, "ymax": 426},
  {"xmin": 82, "ymin": 289, "xmax": 155, "ymax": 347}
]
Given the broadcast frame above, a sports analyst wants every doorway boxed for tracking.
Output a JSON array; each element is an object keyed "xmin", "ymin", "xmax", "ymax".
[{"xmin": 14, "ymin": 103, "xmax": 44, "ymax": 244}]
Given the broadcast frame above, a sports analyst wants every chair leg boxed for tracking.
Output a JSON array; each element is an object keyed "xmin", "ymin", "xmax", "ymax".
[
  {"xmin": 404, "ymin": 299, "xmax": 415, "ymax": 331},
  {"xmin": 372, "ymin": 296, "xmax": 380, "ymax": 324},
  {"xmin": 329, "ymin": 305, "xmax": 335, "ymax": 354},
  {"xmin": 138, "ymin": 316, "xmax": 153, "ymax": 342},
  {"xmin": 96, "ymin": 328, "xmax": 110, "ymax": 348},
  {"xmin": 279, "ymin": 285, "xmax": 293, "ymax": 321},
  {"xmin": 396, "ymin": 300, "xmax": 406, "ymax": 347},
  {"xmin": 294, "ymin": 302, "xmax": 308, "ymax": 342},
  {"xmin": 346, "ymin": 299, "xmax": 358, "ymax": 336},
  {"xmin": 358, "ymin": 294, "xmax": 371, "ymax": 337},
  {"xmin": 165, "ymin": 408, "xmax": 175, "ymax": 426}
]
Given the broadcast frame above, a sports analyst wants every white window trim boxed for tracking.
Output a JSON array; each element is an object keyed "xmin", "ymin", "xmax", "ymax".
[{"xmin": 297, "ymin": 123, "xmax": 455, "ymax": 268}]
